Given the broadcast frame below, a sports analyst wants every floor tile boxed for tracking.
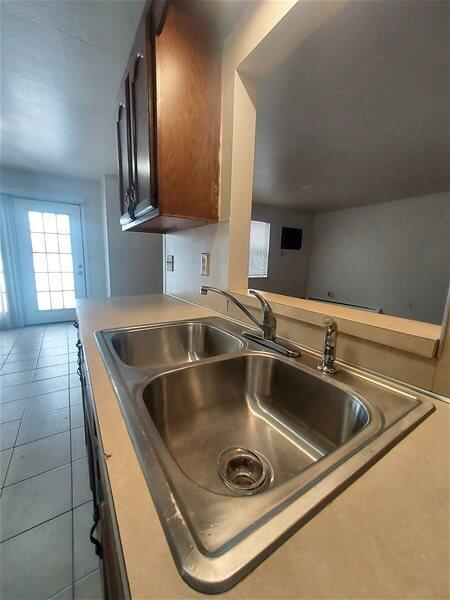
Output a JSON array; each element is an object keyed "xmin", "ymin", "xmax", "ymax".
[
  {"xmin": 10, "ymin": 341, "xmax": 42, "ymax": 351},
  {"xmin": 0, "ymin": 382, "xmax": 30, "ymax": 404},
  {"xmin": 71, "ymin": 427, "xmax": 87, "ymax": 461},
  {"xmin": 51, "ymin": 584, "xmax": 74, "ymax": 599},
  {"xmin": 72, "ymin": 457, "xmax": 92, "ymax": 508},
  {"xmin": 37, "ymin": 354, "xmax": 69, "ymax": 369},
  {"xmin": 0, "ymin": 464, "xmax": 71, "ymax": 541},
  {"xmin": 33, "ymin": 363, "xmax": 69, "ymax": 381},
  {"xmin": 24, "ymin": 389, "xmax": 70, "ymax": 416},
  {"xmin": 40, "ymin": 339, "xmax": 69, "ymax": 349},
  {"xmin": 30, "ymin": 375, "xmax": 69, "ymax": 397},
  {"xmin": 0, "ymin": 399, "xmax": 26, "ymax": 424},
  {"xmin": 0, "ymin": 420, "xmax": 20, "ymax": 450},
  {"xmin": 39, "ymin": 346, "xmax": 69, "ymax": 358},
  {"xmin": 70, "ymin": 386, "xmax": 83, "ymax": 406},
  {"xmin": 71, "ymin": 403, "xmax": 84, "ymax": 429},
  {"xmin": 74, "ymin": 569, "xmax": 103, "ymax": 600},
  {"xmin": 17, "ymin": 329, "xmax": 44, "ymax": 338},
  {"xmin": 70, "ymin": 373, "xmax": 81, "ymax": 388},
  {"xmin": 0, "ymin": 512, "xmax": 72, "ymax": 600},
  {"xmin": 17, "ymin": 407, "xmax": 70, "ymax": 445},
  {"xmin": 5, "ymin": 349, "xmax": 40, "ymax": 362},
  {"xmin": 0, "ymin": 369, "xmax": 34, "ymax": 387},
  {"xmin": 73, "ymin": 501, "xmax": 99, "ymax": 580},
  {"xmin": 69, "ymin": 361, "xmax": 79, "ymax": 373},
  {"xmin": 5, "ymin": 431, "xmax": 71, "ymax": 486},
  {"xmin": 0, "ymin": 448, "xmax": 13, "ymax": 486},
  {"xmin": 0, "ymin": 359, "xmax": 37, "ymax": 375}
]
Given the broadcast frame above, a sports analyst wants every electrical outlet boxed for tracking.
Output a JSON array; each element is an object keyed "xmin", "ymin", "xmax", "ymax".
[
  {"xmin": 166, "ymin": 255, "xmax": 174, "ymax": 272},
  {"xmin": 200, "ymin": 253, "xmax": 210, "ymax": 276}
]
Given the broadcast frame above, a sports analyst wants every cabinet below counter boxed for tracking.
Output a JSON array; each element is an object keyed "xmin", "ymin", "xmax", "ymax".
[{"xmin": 75, "ymin": 324, "xmax": 129, "ymax": 599}]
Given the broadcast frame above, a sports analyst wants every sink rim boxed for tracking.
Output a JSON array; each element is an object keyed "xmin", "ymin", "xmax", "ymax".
[{"xmin": 94, "ymin": 315, "xmax": 435, "ymax": 594}]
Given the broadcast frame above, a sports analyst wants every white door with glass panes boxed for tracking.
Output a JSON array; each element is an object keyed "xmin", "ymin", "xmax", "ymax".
[{"xmin": 14, "ymin": 199, "xmax": 87, "ymax": 325}]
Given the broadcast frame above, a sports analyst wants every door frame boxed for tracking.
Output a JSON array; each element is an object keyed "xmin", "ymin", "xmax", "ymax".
[{"xmin": 13, "ymin": 196, "xmax": 88, "ymax": 325}]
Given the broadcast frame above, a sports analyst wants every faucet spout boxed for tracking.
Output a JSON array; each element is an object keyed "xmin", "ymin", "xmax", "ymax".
[
  {"xmin": 200, "ymin": 286, "xmax": 265, "ymax": 334},
  {"xmin": 199, "ymin": 286, "xmax": 300, "ymax": 358}
]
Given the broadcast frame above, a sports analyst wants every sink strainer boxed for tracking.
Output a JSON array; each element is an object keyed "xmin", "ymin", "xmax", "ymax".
[{"xmin": 217, "ymin": 447, "xmax": 269, "ymax": 495}]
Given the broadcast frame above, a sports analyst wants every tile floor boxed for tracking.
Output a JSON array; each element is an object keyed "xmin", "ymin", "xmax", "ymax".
[{"xmin": 0, "ymin": 322, "xmax": 103, "ymax": 600}]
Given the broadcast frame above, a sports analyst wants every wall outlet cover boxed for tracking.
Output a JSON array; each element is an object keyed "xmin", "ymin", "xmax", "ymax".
[
  {"xmin": 201, "ymin": 253, "xmax": 210, "ymax": 276},
  {"xmin": 166, "ymin": 255, "xmax": 174, "ymax": 272}
]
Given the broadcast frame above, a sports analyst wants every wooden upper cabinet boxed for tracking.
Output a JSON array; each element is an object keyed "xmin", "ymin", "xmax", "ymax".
[{"xmin": 116, "ymin": 0, "xmax": 221, "ymax": 233}]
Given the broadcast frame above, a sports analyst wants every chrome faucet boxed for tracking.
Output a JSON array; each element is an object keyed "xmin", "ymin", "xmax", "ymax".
[
  {"xmin": 317, "ymin": 317, "xmax": 339, "ymax": 374},
  {"xmin": 200, "ymin": 286, "xmax": 300, "ymax": 358}
]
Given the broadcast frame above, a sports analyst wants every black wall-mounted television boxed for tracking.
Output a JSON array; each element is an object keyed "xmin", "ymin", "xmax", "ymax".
[{"xmin": 281, "ymin": 227, "xmax": 303, "ymax": 250}]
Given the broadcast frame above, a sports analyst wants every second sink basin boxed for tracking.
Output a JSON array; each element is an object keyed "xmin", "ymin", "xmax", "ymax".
[
  {"xmin": 110, "ymin": 321, "xmax": 243, "ymax": 369},
  {"xmin": 144, "ymin": 353, "xmax": 373, "ymax": 496}
]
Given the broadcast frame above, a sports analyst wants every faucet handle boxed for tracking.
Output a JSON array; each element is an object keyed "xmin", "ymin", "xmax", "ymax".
[
  {"xmin": 249, "ymin": 289, "xmax": 271, "ymax": 310},
  {"xmin": 323, "ymin": 316, "xmax": 337, "ymax": 330},
  {"xmin": 249, "ymin": 290, "xmax": 277, "ymax": 340}
]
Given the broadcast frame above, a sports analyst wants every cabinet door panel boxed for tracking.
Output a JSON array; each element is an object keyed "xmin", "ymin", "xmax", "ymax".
[
  {"xmin": 116, "ymin": 77, "xmax": 132, "ymax": 216},
  {"xmin": 130, "ymin": 15, "xmax": 156, "ymax": 210}
]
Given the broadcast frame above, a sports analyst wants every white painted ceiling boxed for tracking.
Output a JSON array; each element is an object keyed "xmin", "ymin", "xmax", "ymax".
[
  {"xmin": 0, "ymin": 0, "xmax": 146, "ymax": 181},
  {"xmin": 253, "ymin": 0, "xmax": 450, "ymax": 212}
]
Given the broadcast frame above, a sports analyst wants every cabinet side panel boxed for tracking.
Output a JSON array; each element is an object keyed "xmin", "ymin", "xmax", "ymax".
[{"xmin": 155, "ymin": 4, "xmax": 220, "ymax": 221}]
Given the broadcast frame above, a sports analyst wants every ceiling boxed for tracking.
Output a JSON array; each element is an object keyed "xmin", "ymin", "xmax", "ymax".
[
  {"xmin": 0, "ymin": 0, "xmax": 146, "ymax": 181},
  {"xmin": 173, "ymin": 0, "xmax": 253, "ymax": 40},
  {"xmin": 0, "ymin": 0, "xmax": 251, "ymax": 183},
  {"xmin": 252, "ymin": 0, "xmax": 450, "ymax": 213}
]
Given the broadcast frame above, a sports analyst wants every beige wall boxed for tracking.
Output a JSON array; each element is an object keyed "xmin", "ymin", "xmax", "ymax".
[
  {"xmin": 102, "ymin": 175, "xmax": 163, "ymax": 298},
  {"xmin": 164, "ymin": 1, "xmax": 450, "ymax": 397}
]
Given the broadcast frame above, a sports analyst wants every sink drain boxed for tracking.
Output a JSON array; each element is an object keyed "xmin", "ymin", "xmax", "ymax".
[{"xmin": 217, "ymin": 447, "xmax": 270, "ymax": 495}]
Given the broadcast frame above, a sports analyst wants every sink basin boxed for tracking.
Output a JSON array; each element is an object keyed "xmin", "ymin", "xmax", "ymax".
[
  {"xmin": 110, "ymin": 321, "xmax": 243, "ymax": 369},
  {"xmin": 95, "ymin": 316, "xmax": 434, "ymax": 593},
  {"xmin": 144, "ymin": 354, "xmax": 372, "ymax": 496}
]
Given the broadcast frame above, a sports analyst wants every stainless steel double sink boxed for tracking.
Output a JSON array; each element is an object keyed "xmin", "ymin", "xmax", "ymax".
[{"xmin": 96, "ymin": 317, "xmax": 434, "ymax": 593}]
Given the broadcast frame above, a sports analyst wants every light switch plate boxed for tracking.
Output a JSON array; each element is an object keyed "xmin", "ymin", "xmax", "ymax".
[
  {"xmin": 200, "ymin": 253, "xmax": 210, "ymax": 276},
  {"xmin": 166, "ymin": 255, "xmax": 174, "ymax": 272}
]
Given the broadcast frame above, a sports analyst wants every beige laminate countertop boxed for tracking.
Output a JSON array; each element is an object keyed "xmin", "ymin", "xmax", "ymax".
[{"xmin": 76, "ymin": 294, "xmax": 450, "ymax": 600}]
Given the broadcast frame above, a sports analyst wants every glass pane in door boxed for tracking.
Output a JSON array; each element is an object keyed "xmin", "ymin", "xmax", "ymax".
[{"xmin": 27, "ymin": 211, "xmax": 76, "ymax": 310}]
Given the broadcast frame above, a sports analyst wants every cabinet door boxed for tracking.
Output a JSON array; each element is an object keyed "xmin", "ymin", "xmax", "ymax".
[
  {"xmin": 129, "ymin": 14, "xmax": 157, "ymax": 210},
  {"xmin": 116, "ymin": 76, "xmax": 132, "ymax": 216}
]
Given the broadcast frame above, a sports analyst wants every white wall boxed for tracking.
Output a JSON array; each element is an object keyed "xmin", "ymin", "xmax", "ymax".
[
  {"xmin": 102, "ymin": 175, "xmax": 163, "ymax": 297},
  {"xmin": 307, "ymin": 193, "xmax": 450, "ymax": 324},
  {"xmin": 250, "ymin": 203, "xmax": 312, "ymax": 297},
  {"xmin": 0, "ymin": 166, "xmax": 107, "ymax": 299},
  {"xmin": 164, "ymin": 221, "xmax": 230, "ymax": 314}
]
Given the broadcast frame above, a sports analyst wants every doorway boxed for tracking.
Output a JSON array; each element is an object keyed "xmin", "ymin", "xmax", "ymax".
[{"xmin": 14, "ymin": 198, "xmax": 87, "ymax": 325}]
